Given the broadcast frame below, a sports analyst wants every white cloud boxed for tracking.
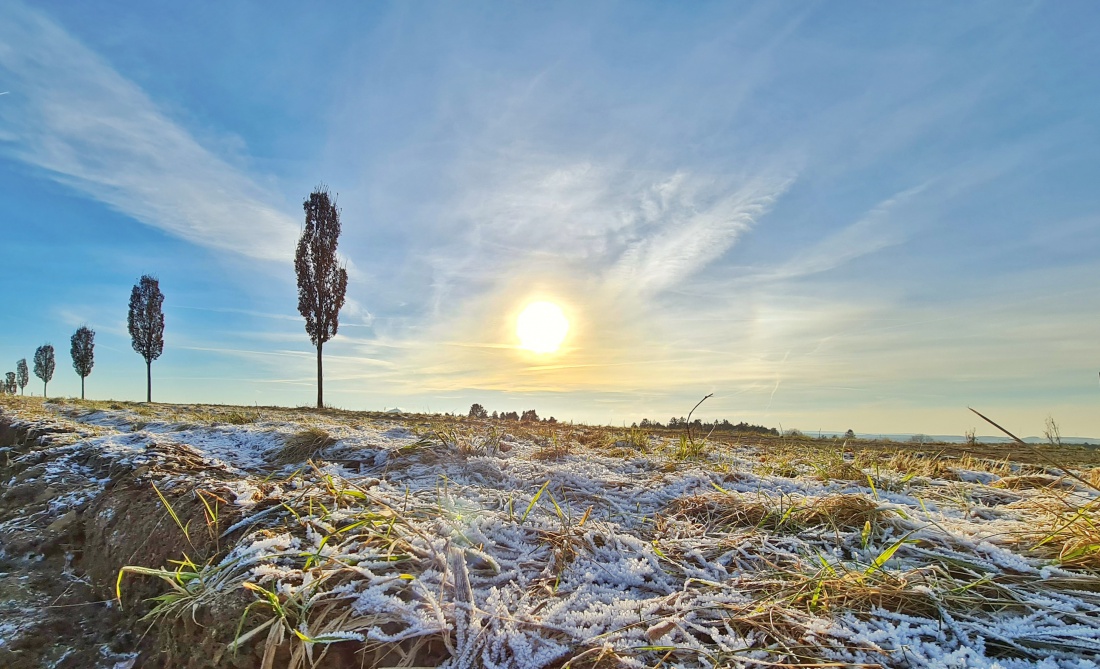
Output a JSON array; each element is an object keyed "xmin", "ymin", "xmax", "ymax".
[
  {"xmin": 434, "ymin": 156, "xmax": 793, "ymax": 305},
  {"xmin": 0, "ymin": 2, "xmax": 299, "ymax": 261},
  {"xmin": 607, "ymin": 172, "xmax": 792, "ymax": 294}
]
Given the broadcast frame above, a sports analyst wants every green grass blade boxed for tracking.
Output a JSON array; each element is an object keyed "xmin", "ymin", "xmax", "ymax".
[{"xmin": 522, "ymin": 480, "xmax": 551, "ymax": 523}]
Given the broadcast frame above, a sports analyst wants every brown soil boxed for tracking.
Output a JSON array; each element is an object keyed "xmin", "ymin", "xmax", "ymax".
[
  {"xmin": 0, "ymin": 415, "xmax": 240, "ymax": 669},
  {"xmin": 0, "ymin": 418, "xmax": 131, "ymax": 668}
]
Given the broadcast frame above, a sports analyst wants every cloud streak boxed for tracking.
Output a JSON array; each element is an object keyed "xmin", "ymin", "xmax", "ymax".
[
  {"xmin": 438, "ymin": 157, "xmax": 793, "ymax": 301},
  {"xmin": 607, "ymin": 172, "xmax": 792, "ymax": 294},
  {"xmin": 0, "ymin": 2, "xmax": 298, "ymax": 261},
  {"xmin": 751, "ymin": 184, "xmax": 926, "ymax": 284}
]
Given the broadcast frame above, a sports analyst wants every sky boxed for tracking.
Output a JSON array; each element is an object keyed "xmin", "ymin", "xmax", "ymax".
[{"xmin": 1, "ymin": 1, "xmax": 1098, "ymax": 438}]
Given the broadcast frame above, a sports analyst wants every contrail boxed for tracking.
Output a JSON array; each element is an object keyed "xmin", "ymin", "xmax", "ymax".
[
  {"xmin": 0, "ymin": 92, "xmax": 10, "ymax": 96},
  {"xmin": 765, "ymin": 350, "xmax": 790, "ymax": 411}
]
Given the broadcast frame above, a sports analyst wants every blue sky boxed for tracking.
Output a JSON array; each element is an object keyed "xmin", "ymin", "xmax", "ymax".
[{"xmin": 1, "ymin": 1, "xmax": 1098, "ymax": 437}]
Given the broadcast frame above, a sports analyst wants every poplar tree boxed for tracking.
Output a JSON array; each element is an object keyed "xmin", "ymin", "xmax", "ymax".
[
  {"xmin": 70, "ymin": 325, "xmax": 95, "ymax": 400},
  {"xmin": 4, "ymin": 372, "xmax": 14, "ymax": 394},
  {"xmin": 127, "ymin": 275, "xmax": 165, "ymax": 402},
  {"xmin": 16, "ymin": 358, "xmax": 28, "ymax": 395},
  {"xmin": 295, "ymin": 186, "xmax": 348, "ymax": 409},
  {"xmin": 34, "ymin": 344, "xmax": 55, "ymax": 397}
]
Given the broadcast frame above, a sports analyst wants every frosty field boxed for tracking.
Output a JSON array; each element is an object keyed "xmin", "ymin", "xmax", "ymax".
[{"xmin": 3, "ymin": 396, "xmax": 1100, "ymax": 669}]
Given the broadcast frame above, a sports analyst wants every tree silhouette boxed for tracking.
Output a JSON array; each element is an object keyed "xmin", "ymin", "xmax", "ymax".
[
  {"xmin": 70, "ymin": 325, "xmax": 95, "ymax": 400},
  {"xmin": 127, "ymin": 275, "xmax": 165, "ymax": 402},
  {"xmin": 4, "ymin": 372, "xmax": 14, "ymax": 394},
  {"xmin": 295, "ymin": 186, "xmax": 348, "ymax": 409},
  {"xmin": 15, "ymin": 358, "xmax": 28, "ymax": 395},
  {"xmin": 468, "ymin": 403, "xmax": 488, "ymax": 419},
  {"xmin": 34, "ymin": 344, "xmax": 55, "ymax": 397}
]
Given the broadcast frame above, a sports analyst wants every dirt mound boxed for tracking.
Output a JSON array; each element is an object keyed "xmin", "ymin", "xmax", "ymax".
[
  {"xmin": 83, "ymin": 483, "xmax": 221, "ymax": 608},
  {"xmin": 0, "ymin": 417, "xmax": 132, "ymax": 668},
  {"xmin": 0, "ymin": 412, "xmax": 239, "ymax": 668}
]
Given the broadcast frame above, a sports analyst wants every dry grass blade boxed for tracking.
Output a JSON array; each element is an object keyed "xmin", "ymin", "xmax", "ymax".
[{"xmin": 970, "ymin": 407, "xmax": 1100, "ymax": 494}]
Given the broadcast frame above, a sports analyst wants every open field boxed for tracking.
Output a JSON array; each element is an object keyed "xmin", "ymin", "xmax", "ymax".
[{"xmin": 3, "ymin": 395, "xmax": 1100, "ymax": 668}]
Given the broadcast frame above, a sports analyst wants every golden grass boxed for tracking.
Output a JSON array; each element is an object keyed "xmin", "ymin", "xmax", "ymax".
[
  {"xmin": 775, "ymin": 566, "xmax": 940, "ymax": 618},
  {"xmin": 671, "ymin": 492, "xmax": 886, "ymax": 534},
  {"xmin": 1019, "ymin": 494, "xmax": 1100, "ymax": 571},
  {"xmin": 270, "ymin": 428, "xmax": 336, "ymax": 466},
  {"xmin": 532, "ymin": 433, "xmax": 572, "ymax": 460},
  {"xmin": 993, "ymin": 474, "xmax": 1072, "ymax": 490}
]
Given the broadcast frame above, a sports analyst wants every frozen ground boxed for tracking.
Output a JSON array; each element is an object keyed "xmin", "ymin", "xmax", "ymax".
[{"xmin": 3, "ymin": 397, "xmax": 1100, "ymax": 668}]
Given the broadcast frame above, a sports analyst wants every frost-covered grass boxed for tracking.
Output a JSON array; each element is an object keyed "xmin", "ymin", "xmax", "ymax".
[{"xmin": 4, "ymin": 395, "xmax": 1100, "ymax": 668}]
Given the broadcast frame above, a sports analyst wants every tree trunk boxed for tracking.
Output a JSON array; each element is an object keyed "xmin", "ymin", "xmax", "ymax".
[
  {"xmin": 146, "ymin": 360, "xmax": 152, "ymax": 403},
  {"xmin": 43, "ymin": 381, "xmax": 47, "ymax": 398},
  {"xmin": 316, "ymin": 343, "xmax": 323, "ymax": 409},
  {"xmin": 81, "ymin": 376, "xmax": 85, "ymax": 400}
]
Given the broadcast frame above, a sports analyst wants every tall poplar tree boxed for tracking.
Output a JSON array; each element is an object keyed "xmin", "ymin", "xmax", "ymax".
[
  {"xmin": 15, "ymin": 358, "xmax": 28, "ymax": 395},
  {"xmin": 34, "ymin": 344, "xmax": 55, "ymax": 398},
  {"xmin": 295, "ymin": 186, "xmax": 348, "ymax": 409},
  {"xmin": 127, "ymin": 275, "xmax": 165, "ymax": 403},
  {"xmin": 70, "ymin": 325, "xmax": 95, "ymax": 400}
]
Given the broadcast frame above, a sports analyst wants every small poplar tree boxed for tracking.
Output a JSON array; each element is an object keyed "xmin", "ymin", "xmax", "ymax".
[
  {"xmin": 70, "ymin": 325, "xmax": 95, "ymax": 400},
  {"xmin": 34, "ymin": 344, "xmax": 55, "ymax": 397},
  {"xmin": 295, "ymin": 186, "xmax": 348, "ymax": 409},
  {"xmin": 4, "ymin": 372, "xmax": 14, "ymax": 394},
  {"xmin": 127, "ymin": 275, "xmax": 165, "ymax": 402},
  {"xmin": 15, "ymin": 358, "xmax": 28, "ymax": 395}
]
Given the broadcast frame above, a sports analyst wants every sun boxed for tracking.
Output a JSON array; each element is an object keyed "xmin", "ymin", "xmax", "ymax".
[{"xmin": 516, "ymin": 301, "xmax": 569, "ymax": 354}]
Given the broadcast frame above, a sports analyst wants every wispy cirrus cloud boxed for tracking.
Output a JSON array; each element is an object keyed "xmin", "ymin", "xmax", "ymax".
[
  {"xmin": 749, "ymin": 184, "xmax": 927, "ymax": 285},
  {"xmin": 432, "ymin": 155, "xmax": 793, "ymax": 304},
  {"xmin": 0, "ymin": 2, "xmax": 298, "ymax": 261},
  {"xmin": 605, "ymin": 172, "xmax": 792, "ymax": 294}
]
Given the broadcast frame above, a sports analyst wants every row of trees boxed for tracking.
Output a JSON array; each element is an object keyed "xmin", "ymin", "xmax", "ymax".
[
  {"xmin": 3, "ymin": 326, "xmax": 95, "ymax": 398},
  {"xmin": 6, "ymin": 184, "xmax": 342, "ymax": 408},
  {"xmin": 4, "ymin": 275, "xmax": 165, "ymax": 402},
  {"xmin": 1, "ymin": 358, "xmax": 28, "ymax": 395}
]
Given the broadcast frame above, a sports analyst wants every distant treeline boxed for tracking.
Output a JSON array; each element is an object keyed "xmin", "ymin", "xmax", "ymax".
[
  {"xmin": 467, "ymin": 403, "xmax": 777, "ymax": 435},
  {"xmin": 467, "ymin": 404, "xmax": 558, "ymax": 423},
  {"xmin": 635, "ymin": 417, "xmax": 779, "ymax": 435}
]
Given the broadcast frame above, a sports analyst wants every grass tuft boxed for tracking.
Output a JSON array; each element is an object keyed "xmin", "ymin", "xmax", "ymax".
[
  {"xmin": 672, "ymin": 491, "xmax": 888, "ymax": 534},
  {"xmin": 271, "ymin": 428, "xmax": 336, "ymax": 465}
]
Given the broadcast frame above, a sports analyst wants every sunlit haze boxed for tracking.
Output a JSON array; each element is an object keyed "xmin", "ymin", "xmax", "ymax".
[
  {"xmin": 516, "ymin": 302, "xmax": 570, "ymax": 355},
  {"xmin": 1, "ymin": 1, "xmax": 1098, "ymax": 438}
]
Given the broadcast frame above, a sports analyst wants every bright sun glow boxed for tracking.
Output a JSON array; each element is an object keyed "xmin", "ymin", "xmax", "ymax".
[{"xmin": 516, "ymin": 301, "xmax": 569, "ymax": 354}]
